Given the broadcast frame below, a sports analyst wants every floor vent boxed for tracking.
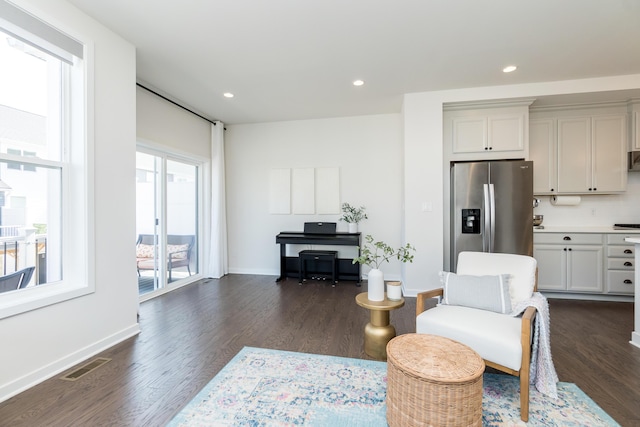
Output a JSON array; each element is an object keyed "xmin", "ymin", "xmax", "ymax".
[{"xmin": 61, "ymin": 357, "xmax": 112, "ymax": 381}]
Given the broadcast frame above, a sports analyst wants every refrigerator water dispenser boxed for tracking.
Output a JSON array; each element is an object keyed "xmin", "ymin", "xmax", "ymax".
[{"xmin": 462, "ymin": 209, "xmax": 481, "ymax": 234}]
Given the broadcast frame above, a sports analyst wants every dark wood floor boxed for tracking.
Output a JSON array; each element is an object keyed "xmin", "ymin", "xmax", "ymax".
[{"xmin": 1, "ymin": 275, "xmax": 639, "ymax": 426}]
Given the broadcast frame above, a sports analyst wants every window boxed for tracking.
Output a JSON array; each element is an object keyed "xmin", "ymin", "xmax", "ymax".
[
  {"xmin": 6, "ymin": 149, "xmax": 37, "ymax": 171},
  {"xmin": 0, "ymin": 1, "xmax": 90, "ymax": 318}
]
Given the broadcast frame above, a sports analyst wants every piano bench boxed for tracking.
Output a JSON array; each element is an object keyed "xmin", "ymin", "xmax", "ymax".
[{"xmin": 299, "ymin": 250, "xmax": 338, "ymax": 285}]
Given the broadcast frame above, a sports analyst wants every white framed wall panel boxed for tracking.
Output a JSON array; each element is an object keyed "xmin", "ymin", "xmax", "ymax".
[
  {"xmin": 316, "ymin": 167, "xmax": 340, "ymax": 214},
  {"xmin": 269, "ymin": 168, "xmax": 291, "ymax": 214},
  {"xmin": 292, "ymin": 168, "xmax": 315, "ymax": 214}
]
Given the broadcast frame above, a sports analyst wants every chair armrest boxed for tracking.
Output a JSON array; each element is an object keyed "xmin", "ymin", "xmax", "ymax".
[
  {"xmin": 521, "ymin": 306, "xmax": 537, "ymax": 347},
  {"xmin": 416, "ymin": 288, "xmax": 444, "ymax": 316}
]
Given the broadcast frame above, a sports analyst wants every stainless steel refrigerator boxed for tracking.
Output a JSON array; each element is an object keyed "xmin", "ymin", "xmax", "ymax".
[{"xmin": 450, "ymin": 160, "xmax": 533, "ymax": 271}]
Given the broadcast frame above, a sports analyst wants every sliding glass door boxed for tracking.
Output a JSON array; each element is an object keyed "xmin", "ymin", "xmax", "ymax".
[{"xmin": 136, "ymin": 149, "xmax": 200, "ymax": 297}]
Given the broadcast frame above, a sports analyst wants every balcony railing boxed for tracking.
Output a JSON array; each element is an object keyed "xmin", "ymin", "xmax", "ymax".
[{"xmin": 0, "ymin": 226, "xmax": 46, "ymax": 287}]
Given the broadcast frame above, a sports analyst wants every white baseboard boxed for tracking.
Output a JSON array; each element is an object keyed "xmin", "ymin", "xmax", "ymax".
[
  {"xmin": 227, "ymin": 267, "xmax": 278, "ymax": 275},
  {"xmin": 631, "ymin": 331, "xmax": 640, "ymax": 349},
  {"xmin": 0, "ymin": 323, "xmax": 141, "ymax": 403}
]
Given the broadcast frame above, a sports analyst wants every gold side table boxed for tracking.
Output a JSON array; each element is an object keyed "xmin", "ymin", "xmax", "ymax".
[{"xmin": 355, "ymin": 292, "xmax": 405, "ymax": 360}]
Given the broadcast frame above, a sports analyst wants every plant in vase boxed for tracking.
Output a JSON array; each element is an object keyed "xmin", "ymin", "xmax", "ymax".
[
  {"xmin": 340, "ymin": 203, "xmax": 367, "ymax": 233},
  {"xmin": 353, "ymin": 234, "xmax": 415, "ymax": 301}
]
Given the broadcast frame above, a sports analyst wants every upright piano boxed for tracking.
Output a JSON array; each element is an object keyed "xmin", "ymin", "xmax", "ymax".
[{"xmin": 275, "ymin": 230, "xmax": 361, "ymax": 284}]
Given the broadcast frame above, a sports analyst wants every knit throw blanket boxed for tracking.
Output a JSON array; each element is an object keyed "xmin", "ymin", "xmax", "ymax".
[{"xmin": 511, "ymin": 292, "xmax": 559, "ymax": 398}]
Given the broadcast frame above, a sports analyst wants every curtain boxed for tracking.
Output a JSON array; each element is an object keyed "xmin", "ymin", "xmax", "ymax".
[{"xmin": 207, "ymin": 121, "xmax": 228, "ymax": 278}]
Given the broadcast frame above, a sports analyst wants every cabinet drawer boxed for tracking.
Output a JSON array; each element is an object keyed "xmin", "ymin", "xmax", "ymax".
[
  {"xmin": 607, "ymin": 234, "xmax": 640, "ymax": 245},
  {"xmin": 607, "ymin": 246, "xmax": 635, "ymax": 258},
  {"xmin": 607, "ymin": 258, "xmax": 635, "ymax": 270},
  {"xmin": 606, "ymin": 271, "xmax": 635, "ymax": 295},
  {"xmin": 534, "ymin": 233, "xmax": 603, "ymax": 245}
]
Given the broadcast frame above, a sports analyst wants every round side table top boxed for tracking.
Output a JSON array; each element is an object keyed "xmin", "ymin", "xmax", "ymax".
[{"xmin": 355, "ymin": 292, "xmax": 405, "ymax": 311}]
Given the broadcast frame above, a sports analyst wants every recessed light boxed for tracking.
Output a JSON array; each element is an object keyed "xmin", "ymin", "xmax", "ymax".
[
  {"xmin": 353, "ymin": 80, "xmax": 365, "ymax": 86},
  {"xmin": 223, "ymin": 92, "xmax": 234, "ymax": 98},
  {"xmin": 502, "ymin": 65, "xmax": 517, "ymax": 73}
]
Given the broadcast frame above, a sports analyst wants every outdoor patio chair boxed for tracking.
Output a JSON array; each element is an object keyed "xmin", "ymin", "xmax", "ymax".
[
  {"xmin": 136, "ymin": 234, "xmax": 195, "ymax": 281},
  {"xmin": 0, "ymin": 266, "xmax": 36, "ymax": 293}
]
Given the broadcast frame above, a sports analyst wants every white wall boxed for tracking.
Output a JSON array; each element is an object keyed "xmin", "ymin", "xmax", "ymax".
[
  {"xmin": 0, "ymin": 0, "xmax": 138, "ymax": 402},
  {"xmin": 136, "ymin": 87, "xmax": 211, "ymax": 159},
  {"xmin": 535, "ymin": 173, "xmax": 640, "ymax": 226},
  {"xmin": 225, "ymin": 114, "xmax": 406, "ymax": 280},
  {"xmin": 403, "ymin": 74, "xmax": 640, "ymax": 295}
]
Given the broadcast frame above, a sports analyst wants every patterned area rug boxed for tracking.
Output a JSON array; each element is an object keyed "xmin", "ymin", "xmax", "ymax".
[{"xmin": 168, "ymin": 347, "xmax": 619, "ymax": 426}]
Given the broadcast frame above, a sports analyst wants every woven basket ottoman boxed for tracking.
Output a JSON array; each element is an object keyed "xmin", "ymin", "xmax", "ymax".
[{"xmin": 386, "ymin": 333, "xmax": 485, "ymax": 427}]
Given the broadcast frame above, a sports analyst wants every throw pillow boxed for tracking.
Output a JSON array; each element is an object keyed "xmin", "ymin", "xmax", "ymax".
[
  {"xmin": 136, "ymin": 244, "xmax": 155, "ymax": 258},
  {"xmin": 167, "ymin": 244, "xmax": 189, "ymax": 259},
  {"xmin": 439, "ymin": 271, "xmax": 512, "ymax": 314}
]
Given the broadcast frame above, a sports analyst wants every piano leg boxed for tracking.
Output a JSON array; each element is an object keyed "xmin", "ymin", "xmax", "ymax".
[{"xmin": 276, "ymin": 243, "xmax": 286, "ymax": 282}]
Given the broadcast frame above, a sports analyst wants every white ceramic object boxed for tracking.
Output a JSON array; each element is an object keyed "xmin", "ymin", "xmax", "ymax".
[
  {"xmin": 387, "ymin": 281, "xmax": 402, "ymax": 301},
  {"xmin": 367, "ymin": 268, "xmax": 384, "ymax": 301}
]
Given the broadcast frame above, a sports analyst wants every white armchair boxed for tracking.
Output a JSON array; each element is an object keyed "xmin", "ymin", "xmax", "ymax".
[{"xmin": 416, "ymin": 251, "xmax": 537, "ymax": 422}]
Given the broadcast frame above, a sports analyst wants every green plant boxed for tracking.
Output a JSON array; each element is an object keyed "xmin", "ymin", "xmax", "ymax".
[
  {"xmin": 340, "ymin": 203, "xmax": 368, "ymax": 223},
  {"xmin": 33, "ymin": 223, "xmax": 47, "ymax": 234},
  {"xmin": 353, "ymin": 234, "xmax": 415, "ymax": 269}
]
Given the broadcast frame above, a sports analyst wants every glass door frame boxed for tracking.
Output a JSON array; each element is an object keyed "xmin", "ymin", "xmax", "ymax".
[{"xmin": 136, "ymin": 143, "xmax": 204, "ymax": 300}]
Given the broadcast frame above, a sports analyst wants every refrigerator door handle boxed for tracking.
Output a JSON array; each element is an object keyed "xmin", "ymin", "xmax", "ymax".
[
  {"xmin": 483, "ymin": 184, "xmax": 490, "ymax": 252},
  {"xmin": 489, "ymin": 183, "xmax": 496, "ymax": 252}
]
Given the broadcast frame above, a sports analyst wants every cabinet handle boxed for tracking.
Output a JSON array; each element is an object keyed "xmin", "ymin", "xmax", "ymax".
[
  {"xmin": 624, "ymin": 249, "xmax": 633, "ymax": 254},
  {"xmin": 593, "ymin": 188, "xmax": 597, "ymax": 191},
  {"xmin": 484, "ymin": 147, "xmax": 488, "ymax": 150},
  {"xmin": 588, "ymin": 188, "xmax": 592, "ymax": 191},
  {"xmin": 624, "ymin": 279, "xmax": 632, "ymax": 284},
  {"xmin": 563, "ymin": 236, "xmax": 571, "ymax": 241},
  {"xmin": 624, "ymin": 262, "xmax": 633, "ymax": 267},
  {"xmin": 568, "ymin": 248, "xmax": 572, "ymax": 251},
  {"xmin": 563, "ymin": 248, "xmax": 567, "ymax": 251},
  {"xmin": 550, "ymin": 188, "xmax": 555, "ymax": 192}
]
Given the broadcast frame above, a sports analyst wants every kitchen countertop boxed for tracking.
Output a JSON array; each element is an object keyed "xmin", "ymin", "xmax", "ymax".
[{"xmin": 534, "ymin": 226, "xmax": 640, "ymax": 234}]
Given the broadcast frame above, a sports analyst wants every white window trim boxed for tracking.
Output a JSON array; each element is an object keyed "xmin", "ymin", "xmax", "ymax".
[{"xmin": 0, "ymin": 17, "xmax": 95, "ymax": 319}]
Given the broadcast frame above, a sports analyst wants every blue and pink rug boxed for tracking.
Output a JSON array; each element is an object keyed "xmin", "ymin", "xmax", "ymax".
[{"xmin": 168, "ymin": 346, "xmax": 619, "ymax": 426}]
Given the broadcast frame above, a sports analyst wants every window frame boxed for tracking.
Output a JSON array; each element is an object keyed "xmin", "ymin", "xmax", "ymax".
[
  {"xmin": 136, "ymin": 142, "xmax": 205, "ymax": 301},
  {"xmin": 0, "ymin": 4, "xmax": 94, "ymax": 320}
]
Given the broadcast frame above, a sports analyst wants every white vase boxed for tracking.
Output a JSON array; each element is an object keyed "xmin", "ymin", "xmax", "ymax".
[
  {"xmin": 348, "ymin": 222, "xmax": 358, "ymax": 233},
  {"xmin": 367, "ymin": 268, "xmax": 385, "ymax": 301}
]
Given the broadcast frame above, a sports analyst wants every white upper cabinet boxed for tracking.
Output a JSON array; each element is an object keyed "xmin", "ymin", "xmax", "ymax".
[
  {"xmin": 488, "ymin": 114, "xmax": 525, "ymax": 152},
  {"xmin": 557, "ymin": 117, "xmax": 592, "ymax": 193},
  {"xmin": 629, "ymin": 101, "xmax": 640, "ymax": 151},
  {"xmin": 591, "ymin": 114, "xmax": 627, "ymax": 192},
  {"xmin": 451, "ymin": 117, "xmax": 487, "ymax": 153},
  {"xmin": 529, "ymin": 118, "xmax": 557, "ymax": 194},
  {"xmin": 444, "ymin": 101, "xmax": 532, "ymax": 161},
  {"xmin": 529, "ymin": 107, "xmax": 627, "ymax": 195}
]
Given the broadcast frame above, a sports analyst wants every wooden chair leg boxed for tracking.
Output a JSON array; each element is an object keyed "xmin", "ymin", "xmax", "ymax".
[{"xmin": 520, "ymin": 370, "xmax": 530, "ymax": 422}]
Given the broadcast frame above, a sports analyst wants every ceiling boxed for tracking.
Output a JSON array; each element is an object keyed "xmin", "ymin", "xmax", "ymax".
[{"xmin": 66, "ymin": 0, "xmax": 640, "ymax": 124}]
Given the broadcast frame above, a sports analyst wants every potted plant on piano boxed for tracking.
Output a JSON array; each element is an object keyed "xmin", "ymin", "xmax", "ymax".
[
  {"xmin": 353, "ymin": 234, "xmax": 415, "ymax": 301},
  {"xmin": 340, "ymin": 203, "xmax": 367, "ymax": 233}
]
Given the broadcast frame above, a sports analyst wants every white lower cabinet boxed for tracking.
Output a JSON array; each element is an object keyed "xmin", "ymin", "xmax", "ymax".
[
  {"xmin": 534, "ymin": 232, "xmax": 636, "ymax": 296},
  {"xmin": 534, "ymin": 236, "xmax": 603, "ymax": 292},
  {"xmin": 606, "ymin": 234, "xmax": 635, "ymax": 295}
]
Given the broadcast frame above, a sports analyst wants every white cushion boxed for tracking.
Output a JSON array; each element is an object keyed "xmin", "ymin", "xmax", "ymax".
[
  {"xmin": 167, "ymin": 244, "xmax": 189, "ymax": 259},
  {"xmin": 416, "ymin": 305, "xmax": 523, "ymax": 371},
  {"xmin": 457, "ymin": 251, "xmax": 536, "ymax": 309},
  {"xmin": 440, "ymin": 271, "xmax": 512, "ymax": 314}
]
